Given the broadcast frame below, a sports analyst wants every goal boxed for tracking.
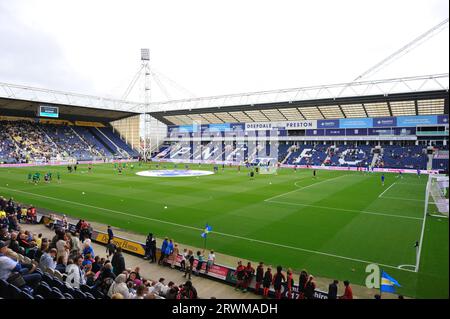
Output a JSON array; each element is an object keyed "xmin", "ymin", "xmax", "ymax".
[{"xmin": 424, "ymin": 174, "xmax": 449, "ymax": 217}]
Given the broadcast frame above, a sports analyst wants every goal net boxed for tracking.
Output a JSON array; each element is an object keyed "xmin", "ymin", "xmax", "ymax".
[{"xmin": 425, "ymin": 174, "xmax": 449, "ymax": 217}]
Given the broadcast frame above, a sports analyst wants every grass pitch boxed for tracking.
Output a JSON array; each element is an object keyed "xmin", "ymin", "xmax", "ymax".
[{"xmin": 0, "ymin": 163, "xmax": 448, "ymax": 298}]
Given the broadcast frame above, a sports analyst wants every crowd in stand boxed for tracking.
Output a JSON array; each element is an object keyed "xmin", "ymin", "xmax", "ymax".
[
  {"xmin": 0, "ymin": 196, "xmax": 200, "ymax": 299},
  {"xmin": 0, "ymin": 120, "xmax": 135, "ymax": 164}
]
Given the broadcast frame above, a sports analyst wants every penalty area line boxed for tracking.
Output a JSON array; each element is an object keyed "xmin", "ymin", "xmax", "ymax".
[
  {"xmin": 378, "ymin": 182, "xmax": 396, "ymax": 198},
  {"xmin": 0, "ymin": 185, "xmax": 415, "ymax": 273}
]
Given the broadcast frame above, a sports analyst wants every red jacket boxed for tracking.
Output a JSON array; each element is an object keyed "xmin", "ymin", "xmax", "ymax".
[{"xmin": 341, "ymin": 286, "xmax": 353, "ymax": 299}]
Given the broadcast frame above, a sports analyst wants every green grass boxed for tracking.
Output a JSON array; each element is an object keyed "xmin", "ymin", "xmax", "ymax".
[{"xmin": 0, "ymin": 163, "xmax": 448, "ymax": 298}]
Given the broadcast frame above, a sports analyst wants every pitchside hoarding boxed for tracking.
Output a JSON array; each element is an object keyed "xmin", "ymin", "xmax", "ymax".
[{"xmin": 244, "ymin": 120, "xmax": 317, "ymax": 131}]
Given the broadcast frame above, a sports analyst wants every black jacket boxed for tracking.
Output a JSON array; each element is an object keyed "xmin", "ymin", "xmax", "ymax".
[
  {"xmin": 111, "ymin": 253, "xmax": 125, "ymax": 275},
  {"xmin": 328, "ymin": 283, "xmax": 338, "ymax": 299}
]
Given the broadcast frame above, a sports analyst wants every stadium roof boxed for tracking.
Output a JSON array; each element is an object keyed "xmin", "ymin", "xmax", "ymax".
[
  {"xmin": 0, "ymin": 96, "xmax": 139, "ymax": 122},
  {"xmin": 149, "ymin": 75, "xmax": 449, "ymax": 125},
  {"xmin": 1, "ymin": 74, "xmax": 448, "ymax": 123},
  {"xmin": 0, "ymin": 82, "xmax": 141, "ymax": 122}
]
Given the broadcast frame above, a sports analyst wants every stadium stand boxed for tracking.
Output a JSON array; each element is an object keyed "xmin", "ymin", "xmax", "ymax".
[{"xmin": 0, "ymin": 120, "xmax": 139, "ymax": 164}]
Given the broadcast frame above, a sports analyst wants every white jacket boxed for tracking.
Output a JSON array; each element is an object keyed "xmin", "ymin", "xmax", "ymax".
[{"xmin": 65, "ymin": 264, "xmax": 85, "ymax": 289}]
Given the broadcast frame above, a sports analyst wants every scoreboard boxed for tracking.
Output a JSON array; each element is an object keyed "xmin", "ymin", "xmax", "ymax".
[{"xmin": 39, "ymin": 105, "xmax": 59, "ymax": 118}]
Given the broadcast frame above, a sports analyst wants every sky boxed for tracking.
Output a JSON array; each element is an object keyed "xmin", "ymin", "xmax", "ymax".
[{"xmin": 0, "ymin": 0, "xmax": 448, "ymax": 103}]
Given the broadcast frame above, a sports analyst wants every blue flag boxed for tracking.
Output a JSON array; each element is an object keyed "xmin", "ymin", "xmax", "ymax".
[
  {"xmin": 201, "ymin": 224, "xmax": 212, "ymax": 238},
  {"xmin": 380, "ymin": 271, "xmax": 401, "ymax": 293}
]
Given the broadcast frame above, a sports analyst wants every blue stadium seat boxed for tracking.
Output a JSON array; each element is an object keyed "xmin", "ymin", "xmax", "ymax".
[
  {"xmin": 52, "ymin": 278, "xmax": 67, "ymax": 293},
  {"xmin": 8, "ymin": 284, "xmax": 22, "ymax": 299},
  {"xmin": 79, "ymin": 284, "xmax": 91, "ymax": 293},
  {"xmin": 71, "ymin": 288, "xmax": 87, "ymax": 299},
  {"xmin": 34, "ymin": 294, "xmax": 44, "ymax": 300},
  {"xmin": 49, "ymin": 289, "xmax": 65, "ymax": 299},
  {"xmin": 0, "ymin": 279, "xmax": 8, "ymax": 298},
  {"xmin": 19, "ymin": 290, "xmax": 34, "ymax": 299},
  {"xmin": 91, "ymin": 289, "xmax": 105, "ymax": 299},
  {"xmin": 85, "ymin": 292, "xmax": 96, "ymax": 299},
  {"xmin": 34, "ymin": 283, "xmax": 52, "ymax": 299},
  {"xmin": 42, "ymin": 272, "xmax": 53, "ymax": 285},
  {"xmin": 63, "ymin": 293, "xmax": 74, "ymax": 299}
]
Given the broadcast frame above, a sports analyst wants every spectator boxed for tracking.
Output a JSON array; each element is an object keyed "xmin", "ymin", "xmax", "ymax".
[
  {"xmin": 179, "ymin": 248, "xmax": 187, "ymax": 272},
  {"xmin": 179, "ymin": 280, "xmax": 197, "ymax": 299},
  {"xmin": 82, "ymin": 253, "xmax": 95, "ymax": 267},
  {"xmin": 0, "ymin": 240, "xmax": 42, "ymax": 289},
  {"xmin": 82, "ymin": 240, "xmax": 95, "ymax": 258},
  {"xmin": 234, "ymin": 261, "xmax": 246, "ymax": 291},
  {"xmin": 298, "ymin": 269, "xmax": 308, "ymax": 299},
  {"xmin": 286, "ymin": 268, "xmax": 294, "ymax": 299},
  {"xmin": 65, "ymin": 255, "xmax": 85, "ymax": 288},
  {"xmin": 328, "ymin": 280, "xmax": 339, "ymax": 299},
  {"xmin": 95, "ymin": 263, "xmax": 116, "ymax": 295},
  {"xmin": 340, "ymin": 280, "xmax": 353, "ymax": 299},
  {"xmin": 111, "ymin": 247, "xmax": 125, "ymax": 276},
  {"xmin": 56, "ymin": 234, "xmax": 69, "ymax": 265},
  {"xmin": 262, "ymin": 266, "xmax": 272, "ymax": 298},
  {"xmin": 35, "ymin": 233, "xmax": 43, "ymax": 250},
  {"xmin": 304, "ymin": 275, "xmax": 317, "ymax": 299},
  {"xmin": 108, "ymin": 274, "xmax": 130, "ymax": 299},
  {"xmin": 67, "ymin": 233, "xmax": 81, "ymax": 260},
  {"xmin": 183, "ymin": 250, "xmax": 194, "ymax": 280},
  {"xmin": 106, "ymin": 239, "xmax": 116, "ymax": 258},
  {"xmin": 165, "ymin": 286, "xmax": 179, "ymax": 299},
  {"xmin": 55, "ymin": 256, "xmax": 66, "ymax": 274},
  {"xmin": 38, "ymin": 248, "xmax": 57, "ymax": 272},
  {"xmin": 84, "ymin": 263, "xmax": 96, "ymax": 286},
  {"xmin": 243, "ymin": 262, "xmax": 255, "ymax": 293},
  {"xmin": 91, "ymin": 256, "xmax": 103, "ymax": 273},
  {"xmin": 158, "ymin": 237, "xmax": 169, "ymax": 265},
  {"xmin": 8, "ymin": 232, "xmax": 22, "ymax": 255},
  {"xmin": 272, "ymin": 266, "xmax": 286, "ymax": 299},
  {"xmin": 205, "ymin": 250, "xmax": 215, "ymax": 274},
  {"xmin": 255, "ymin": 262, "xmax": 264, "ymax": 295},
  {"xmin": 107, "ymin": 225, "xmax": 114, "ymax": 242},
  {"xmin": 160, "ymin": 281, "xmax": 174, "ymax": 297},
  {"xmin": 144, "ymin": 233, "xmax": 153, "ymax": 260},
  {"xmin": 170, "ymin": 243, "xmax": 179, "ymax": 269},
  {"xmin": 195, "ymin": 250, "xmax": 205, "ymax": 275},
  {"xmin": 134, "ymin": 284, "xmax": 147, "ymax": 299}
]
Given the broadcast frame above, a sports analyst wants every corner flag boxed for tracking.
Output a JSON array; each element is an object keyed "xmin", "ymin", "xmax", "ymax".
[
  {"xmin": 380, "ymin": 271, "xmax": 401, "ymax": 293},
  {"xmin": 201, "ymin": 224, "xmax": 212, "ymax": 238}
]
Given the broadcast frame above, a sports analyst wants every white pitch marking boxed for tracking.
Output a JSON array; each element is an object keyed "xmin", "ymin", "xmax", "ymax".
[
  {"xmin": 264, "ymin": 174, "xmax": 351, "ymax": 202},
  {"xmin": 379, "ymin": 196, "xmax": 425, "ymax": 202},
  {"xmin": 267, "ymin": 200, "xmax": 422, "ymax": 221},
  {"xmin": 429, "ymin": 214, "xmax": 449, "ymax": 219},
  {"xmin": 0, "ymin": 185, "xmax": 415, "ymax": 273},
  {"xmin": 378, "ymin": 182, "xmax": 396, "ymax": 198}
]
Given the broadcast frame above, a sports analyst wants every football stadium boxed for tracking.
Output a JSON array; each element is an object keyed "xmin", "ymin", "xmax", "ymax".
[{"xmin": 0, "ymin": 1, "xmax": 448, "ymax": 303}]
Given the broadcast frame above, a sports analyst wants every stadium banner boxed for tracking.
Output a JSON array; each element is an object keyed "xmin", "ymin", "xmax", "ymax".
[
  {"xmin": 305, "ymin": 129, "xmax": 325, "ymax": 136},
  {"xmin": 317, "ymin": 119, "xmax": 339, "ymax": 128},
  {"xmin": 339, "ymin": 118, "xmax": 373, "ymax": 129},
  {"xmin": 437, "ymin": 114, "xmax": 449, "ymax": 125},
  {"xmin": 245, "ymin": 120, "xmax": 317, "ymax": 131},
  {"xmin": 326, "ymin": 129, "xmax": 345, "ymax": 136},
  {"xmin": 373, "ymin": 117, "xmax": 397, "ymax": 127},
  {"xmin": 397, "ymin": 115, "xmax": 437, "ymax": 126},
  {"xmin": 345, "ymin": 128, "xmax": 368, "ymax": 136},
  {"xmin": 0, "ymin": 158, "xmax": 138, "ymax": 168},
  {"xmin": 93, "ymin": 231, "xmax": 146, "ymax": 256}
]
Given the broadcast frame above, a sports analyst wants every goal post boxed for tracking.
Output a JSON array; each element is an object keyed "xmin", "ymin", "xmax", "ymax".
[{"xmin": 424, "ymin": 174, "xmax": 449, "ymax": 218}]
